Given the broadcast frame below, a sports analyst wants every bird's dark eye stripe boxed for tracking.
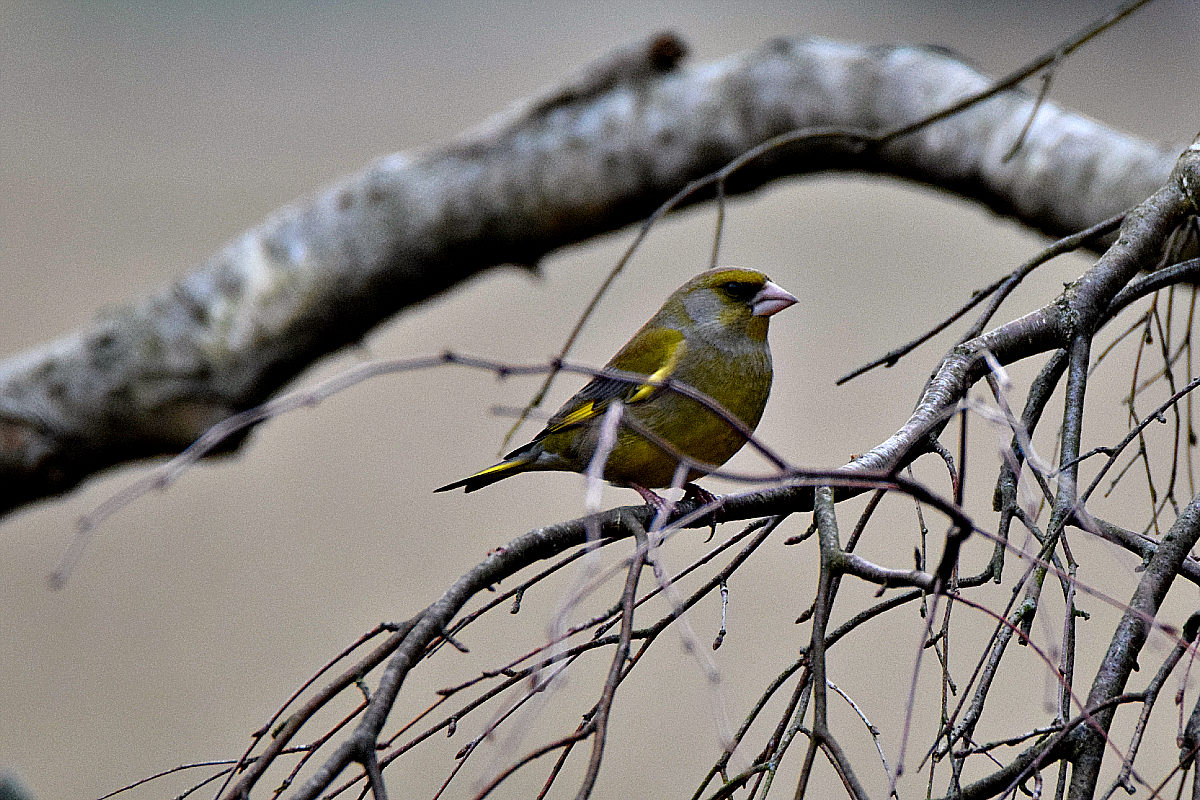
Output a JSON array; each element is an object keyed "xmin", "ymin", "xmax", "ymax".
[{"xmin": 721, "ymin": 280, "xmax": 757, "ymax": 298}]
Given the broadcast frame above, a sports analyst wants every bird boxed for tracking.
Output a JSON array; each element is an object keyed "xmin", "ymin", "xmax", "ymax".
[{"xmin": 434, "ymin": 266, "xmax": 796, "ymax": 506}]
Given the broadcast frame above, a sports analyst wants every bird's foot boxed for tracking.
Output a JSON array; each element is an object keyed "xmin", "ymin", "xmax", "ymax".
[
  {"xmin": 628, "ymin": 484, "xmax": 723, "ymax": 539},
  {"xmin": 631, "ymin": 483, "xmax": 672, "ymax": 515},
  {"xmin": 682, "ymin": 483, "xmax": 724, "ymax": 540}
]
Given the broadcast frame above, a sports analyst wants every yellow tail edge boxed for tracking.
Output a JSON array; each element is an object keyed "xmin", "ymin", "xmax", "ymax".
[{"xmin": 433, "ymin": 457, "xmax": 529, "ymax": 493}]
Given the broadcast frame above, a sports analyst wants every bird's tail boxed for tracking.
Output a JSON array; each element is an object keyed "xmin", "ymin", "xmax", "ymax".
[{"xmin": 433, "ymin": 455, "xmax": 533, "ymax": 493}]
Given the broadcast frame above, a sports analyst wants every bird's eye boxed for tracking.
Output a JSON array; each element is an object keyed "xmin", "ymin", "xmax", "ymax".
[{"xmin": 720, "ymin": 280, "xmax": 755, "ymax": 299}]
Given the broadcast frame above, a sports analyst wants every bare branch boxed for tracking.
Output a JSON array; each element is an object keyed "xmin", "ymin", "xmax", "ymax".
[{"xmin": 0, "ymin": 33, "xmax": 1179, "ymax": 516}]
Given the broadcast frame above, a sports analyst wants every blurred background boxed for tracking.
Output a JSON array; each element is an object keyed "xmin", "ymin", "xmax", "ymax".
[{"xmin": 3, "ymin": 1, "xmax": 1200, "ymax": 798}]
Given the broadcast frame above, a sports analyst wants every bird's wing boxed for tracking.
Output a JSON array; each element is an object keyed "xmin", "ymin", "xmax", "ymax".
[{"xmin": 529, "ymin": 326, "xmax": 686, "ymax": 444}]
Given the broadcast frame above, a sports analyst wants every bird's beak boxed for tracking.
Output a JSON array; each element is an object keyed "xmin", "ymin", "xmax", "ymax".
[{"xmin": 751, "ymin": 281, "xmax": 798, "ymax": 317}]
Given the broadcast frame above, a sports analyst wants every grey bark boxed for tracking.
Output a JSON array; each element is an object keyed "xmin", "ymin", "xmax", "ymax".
[{"xmin": 0, "ymin": 33, "xmax": 1179, "ymax": 516}]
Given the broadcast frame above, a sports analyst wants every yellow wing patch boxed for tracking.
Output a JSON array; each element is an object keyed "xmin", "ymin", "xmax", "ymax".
[
  {"xmin": 551, "ymin": 401, "xmax": 598, "ymax": 430},
  {"xmin": 542, "ymin": 329, "xmax": 686, "ymax": 436},
  {"xmin": 610, "ymin": 326, "xmax": 687, "ymax": 404},
  {"xmin": 627, "ymin": 340, "xmax": 685, "ymax": 403}
]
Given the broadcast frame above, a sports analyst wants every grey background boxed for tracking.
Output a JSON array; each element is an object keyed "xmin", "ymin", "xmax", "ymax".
[{"xmin": 3, "ymin": 1, "xmax": 1199, "ymax": 797}]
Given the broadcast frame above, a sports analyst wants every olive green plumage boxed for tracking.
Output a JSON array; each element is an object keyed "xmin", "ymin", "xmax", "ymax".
[{"xmin": 435, "ymin": 267, "xmax": 796, "ymax": 499}]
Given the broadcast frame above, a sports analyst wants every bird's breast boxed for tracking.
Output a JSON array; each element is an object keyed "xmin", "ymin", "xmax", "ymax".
[{"xmin": 603, "ymin": 343, "xmax": 773, "ymax": 487}]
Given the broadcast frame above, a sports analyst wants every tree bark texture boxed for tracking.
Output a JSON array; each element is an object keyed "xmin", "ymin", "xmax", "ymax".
[{"xmin": 0, "ymin": 33, "xmax": 1179, "ymax": 516}]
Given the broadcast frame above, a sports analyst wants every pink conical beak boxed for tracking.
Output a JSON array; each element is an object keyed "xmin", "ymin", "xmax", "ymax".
[{"xmin": 751, "ymin": 280, "xmax": 797, "ymax": 317}]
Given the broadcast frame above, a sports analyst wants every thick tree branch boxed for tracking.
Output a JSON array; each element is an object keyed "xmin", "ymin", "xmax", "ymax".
[
  {"xmin": 0, "ymin": 33, "xmax": 1179, "ymax": 516},
  {"xmin": 207, "ymin": 146, "xmax": 1195, "ymax": 798}
]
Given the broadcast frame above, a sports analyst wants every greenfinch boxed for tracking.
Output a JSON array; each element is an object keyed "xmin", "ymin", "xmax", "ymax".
[{"xmin": 435, "ymin": 267, "xmax": 796, "ymax": 504}]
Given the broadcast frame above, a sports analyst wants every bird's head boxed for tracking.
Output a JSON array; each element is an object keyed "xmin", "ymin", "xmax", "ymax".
[{"xmin": 667, "ymin": 267, "xmax": 797, "ymax": 342}]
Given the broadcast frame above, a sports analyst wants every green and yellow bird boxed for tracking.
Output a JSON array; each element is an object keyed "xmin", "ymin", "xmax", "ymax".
[{"xmin": 435, "ymin": 267, "xmax": 797, "ymax": 504}]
